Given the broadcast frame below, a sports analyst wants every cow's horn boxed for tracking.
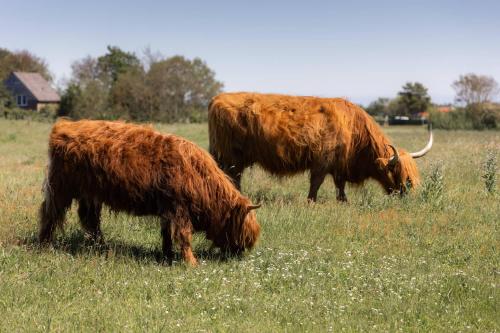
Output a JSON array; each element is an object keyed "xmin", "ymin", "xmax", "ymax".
[
  {"xmin": 388, "ymin": 144, "xmax": 399, "ymax": 167},
  {"xmin": 247, "ymin": 204, "xmax": 262, "ymax": 211},
  {"xmin": 410, "ymin": 124, "xmax": 433, "ymax": 158}
]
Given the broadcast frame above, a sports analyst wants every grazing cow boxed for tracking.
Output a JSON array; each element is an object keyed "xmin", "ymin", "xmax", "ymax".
[
  {"xmin": 208, "ymin": 92, "xmax": 433, "ymax": 202},
  {"xmin": 39, "ymin": 119, "xmax": 260, "ymax": 266}
]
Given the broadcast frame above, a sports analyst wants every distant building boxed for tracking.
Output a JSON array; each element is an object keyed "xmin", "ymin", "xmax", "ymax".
[
  {"xmin": 388, "ymin": 114, "xmax": 428, "ymax": 125},
  {"xmin": 4, "ymin": 72, "xmax": 60, "ymax": 111},
  {"xmin": 435, "ymin": 105, "xmax": 453, "ymax": 113}
]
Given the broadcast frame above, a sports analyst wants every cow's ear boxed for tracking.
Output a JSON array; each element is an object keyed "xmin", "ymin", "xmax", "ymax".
[
  {"xmin": 375, "ymin": 157, "xmax": 390, "ymax": 171},
  {"xmin": 247, "ymin": 204, "xmax": 261, "ymax": 212}
]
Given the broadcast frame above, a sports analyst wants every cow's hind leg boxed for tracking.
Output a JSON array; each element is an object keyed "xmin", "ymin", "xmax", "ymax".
[
  {"xmin": 160, "ymin": 217, "xmax": 174, "ymax": 265},
  {"xmin": 39, "ymin": 182, "xmax": 72, "ymax": 243},
  {"xmin": 77, "ymin": 199, "xmax": 104, "ymax": 243},
  {"xmin": 308, "ymin": 169, "xmax": 327, "ymax": 202}
]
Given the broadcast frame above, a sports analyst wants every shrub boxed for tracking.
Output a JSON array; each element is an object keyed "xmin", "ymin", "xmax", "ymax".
[
  {"xmin": 3, "ymin": 107, "xmax": 56, "ymax": 122},
  {"xmin": 482, "ymin": 151, "xmax": 497, "ymax": 194},
  {"xmin": 430, "ymin": 104, "xmax": 500, "ymax": 130},
  {"xmin": 420, "ymin": 163, "xmax": 445, "ymax": 207},
  {"xmin": 465, "ymin": 104, "xmax": 499, "ymax": 130},
  {"xmin": 429, "ymin": 107, "xmax": 472, "ymax": 130}
]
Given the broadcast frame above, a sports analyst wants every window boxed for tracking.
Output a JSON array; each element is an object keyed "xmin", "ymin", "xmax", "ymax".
[{"xmin": 17, "ymin": 95, "xmax": 27, "ymax": 106}]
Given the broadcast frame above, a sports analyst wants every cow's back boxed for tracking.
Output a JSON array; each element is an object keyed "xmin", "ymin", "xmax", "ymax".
[
  {"xmin": 208, "ymin": 92, "xmax": 364, "ymax": 175},
  {"xmin": 48, "ymin": 120, "xmax": 177, "ymax": 213},
  {"xmin": 49, "ymin": 119, "xmax": 242, "ymax": 218}
]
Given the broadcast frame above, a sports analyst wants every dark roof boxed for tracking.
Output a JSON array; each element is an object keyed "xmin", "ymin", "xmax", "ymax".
[{"xmin": 12, "ymin": 72, "xmax": 60, "ymax": 102}]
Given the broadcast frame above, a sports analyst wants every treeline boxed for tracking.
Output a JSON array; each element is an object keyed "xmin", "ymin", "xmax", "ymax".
[
  {"xmin": 429, "ymin": 103, "xmax": 500, "ymax": 130},
  {"xmin": 60, "ymin": 46, "xmax": 223, "ymax": 122},
  {"xmin": 1, "ymin": 46, "xmax": 499, "ymax": 128},
  {"xmin": 1, "ymin": 46, "xmax": 223, "ymax": 123},
  {"xmin": 365, "ymin": 82, "xmax": 431, "ymax": 118},
  {"xmin": 364, "ymin": 76, "xmax": 500, "ymax": 129}
]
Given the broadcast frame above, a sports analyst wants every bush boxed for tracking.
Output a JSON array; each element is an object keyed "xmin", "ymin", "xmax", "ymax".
[
  {"xmin": 420, "ymin": 163, "xmax": 445, "ymax": 207},
  {"xmin": 3, "ymin": 106, "xmax": 56, "ymax": 122},
  {"xmin": 482, "ymin": 151, "xmax": 497, "ymax": 194},
  {"xmin": 465, "ymin": 104, "xmax": 499, "ymax": 129},
  {"xmin": 430, "ymin": 104, "xmax": 500, "ymax": 130},
  {"xmin": 429, "ymin": 107, "xmax": 471, "ymax": 130}
]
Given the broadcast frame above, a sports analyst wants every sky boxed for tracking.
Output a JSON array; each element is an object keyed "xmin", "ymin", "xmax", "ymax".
[{"xmin": 1, "ymin": 0, "xmax": 499, "ymax": 105}]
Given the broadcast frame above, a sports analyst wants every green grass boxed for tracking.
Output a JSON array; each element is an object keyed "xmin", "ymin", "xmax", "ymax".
[{"xmin": 0, "ymin": 119, "xmax": 498, "ymax": 332}]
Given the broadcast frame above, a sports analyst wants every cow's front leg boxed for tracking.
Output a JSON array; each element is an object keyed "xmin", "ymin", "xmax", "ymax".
[
  {"xmin": 335, "ymin": 180, "xmax": 348, "ymax": 202},
  {"xmin": 178, "ymin": 226, "xmax": 197, "ymax": 266},
  {"xmin": 167, "ymin": 207, "xmax": 198, "ymax": 266},
  {"xmin": 78, "ymin": 199, "xmax": 104, "ymax": 244},
  {"xmin": 226, "ymin": 163, "xmax": 245, "ymax": 191},
  {"xmin": 308, "ymin": 169, "xmax": 327, "ymax": 202}
]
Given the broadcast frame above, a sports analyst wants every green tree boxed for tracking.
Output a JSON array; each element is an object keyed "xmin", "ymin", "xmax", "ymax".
[
  {"xmin": 97, "ymin": 46, "xmax": 142, "ymax": 83},
  {"xmin": 61, "ymin": 46, "xmax": 142, "ymax": 120},
  {"xmin": 387, "ymin": 97, "xmax": 404, "ymax": 116},
  {"xmin": 69, "ymin": 80, "xmax": 110, "ymax": 119},
  {"xmin": 58, "ymin": 83, "xmax": 81, "ymax": 117},
  {"xmin": 110, "ymin": 68, "xmax": 151, "ymax": 121},
  {"xmin": 62, "ymin": 55, "xmax": 112, "ymax": 119},
  {"xmin": 144, "ymin": 55, "xmax": 223, "ymax": 122},
  {"xmin": 365, "ymin": 97, "xmax": 390, "ymax": 116},
  {"xmin": 397, "ymin": 82, "xmax": 431, "ymax": 116},
  {"xmin": 62, "ymin": 48, "xmax": 223, "ymax": 122}
]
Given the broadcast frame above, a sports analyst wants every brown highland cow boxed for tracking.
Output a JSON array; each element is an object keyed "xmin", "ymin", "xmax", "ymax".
[
  {"xmin": 39, "ymin": 119, "xmax": 260, "ymax": 266},
  {"xmin": 209, "ymin": 92, "xmax": 433, "ymax": 202}
]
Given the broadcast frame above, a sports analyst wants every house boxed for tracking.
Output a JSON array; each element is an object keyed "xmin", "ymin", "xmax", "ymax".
[
  {"xmin": 4, "ymin": 72, "xmax": 60, "ymax": 111},
  {"xmin": 436, "ymin": 105, "xmax": 453, "ymax": 113}
]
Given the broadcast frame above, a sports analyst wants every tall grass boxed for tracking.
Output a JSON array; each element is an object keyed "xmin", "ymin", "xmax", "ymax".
[{"xmin": 0, "ymin": 120, "xmax": 499, "ymax": 331}]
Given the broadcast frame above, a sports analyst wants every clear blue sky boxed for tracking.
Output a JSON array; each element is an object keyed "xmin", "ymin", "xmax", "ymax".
[{"xmin": 1, "ymin": 0, "xmax": 499, "ymax": 105}]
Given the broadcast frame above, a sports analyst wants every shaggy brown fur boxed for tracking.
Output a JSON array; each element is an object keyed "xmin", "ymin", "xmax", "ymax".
[
  {"xmin": 39, "ymin": 119, "xmax": 260, "ymax": 266},
  {"xmin": 209, "ymin": 92, "xmax": 424, "ymax": 202}
]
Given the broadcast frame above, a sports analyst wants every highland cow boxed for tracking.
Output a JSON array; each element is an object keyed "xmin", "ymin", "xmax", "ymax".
[
  {"xmin": 209, "ymin": 92, "xmax": 433, "ymax": 202},
  {"xmin": 39, "ymin": 119, "xmax": 261, "ymax": 266}
]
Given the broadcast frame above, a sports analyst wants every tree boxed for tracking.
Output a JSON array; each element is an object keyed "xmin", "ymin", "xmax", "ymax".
[
  {"xmin": 452, "ymin": 73, "xmax": 499, "ymax": 106},
  {"xmin": 386, "ymin": 97, "xmax": 404, "ymax": 116},
  {"xmin": 61, "ymin": 46, "xmax": 143, "ymax": 120},
  {"xmin": 68, "ymin": 79, "xmax": 110, "ymax": 119},
  {"xmin": 62, "ymin": 47, "xmax": 223, "ymax": 122},
  {"xmin": 0, "ymin": 84, "xmax": 13, "ymax": 109},
  {"xmin": 397, "ymin": 82, "xmax": 431, "ymax": 116},
  {"xmin": 110, "ymin": 68, "xmax": 151, "ymax": 121},
  {"xmin": 97, "ymin": 46, "xmax": 142, "ymax": 83},
  {"xmin": 70, "ymin": 56, "xmax": 101, "ymax": 86},
  {"xmin": 62, "ymin": 55, "xmax": 112, "ymax": 119},
  {"xmin": 0, "ymin": 48, "xmax": 52, "ymax": 82},
  {"xmin": 365, "ymin": 97, "xmax": 390, "ymax": 116},
  {"xmin": 58, "ymin": 83, "xmax": 81, "ymax": 117},
  {"xmin": 144, "ymin": 55, "xmax": 223, "ymax": 122}
]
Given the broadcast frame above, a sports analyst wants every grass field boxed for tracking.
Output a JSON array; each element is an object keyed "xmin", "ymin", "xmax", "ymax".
[{"xmin": 0, "ymin": 118, "xmax": 498, "ymax": 332}]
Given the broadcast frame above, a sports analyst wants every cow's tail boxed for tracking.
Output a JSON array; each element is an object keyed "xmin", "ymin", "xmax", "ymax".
[
  {"xmin": 38, "ymin": 146, "xmax": 71, "ymax": 243},
  {"xmin": 208, "ymin": 96, "xmax": 221, "ymax": 162}
]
